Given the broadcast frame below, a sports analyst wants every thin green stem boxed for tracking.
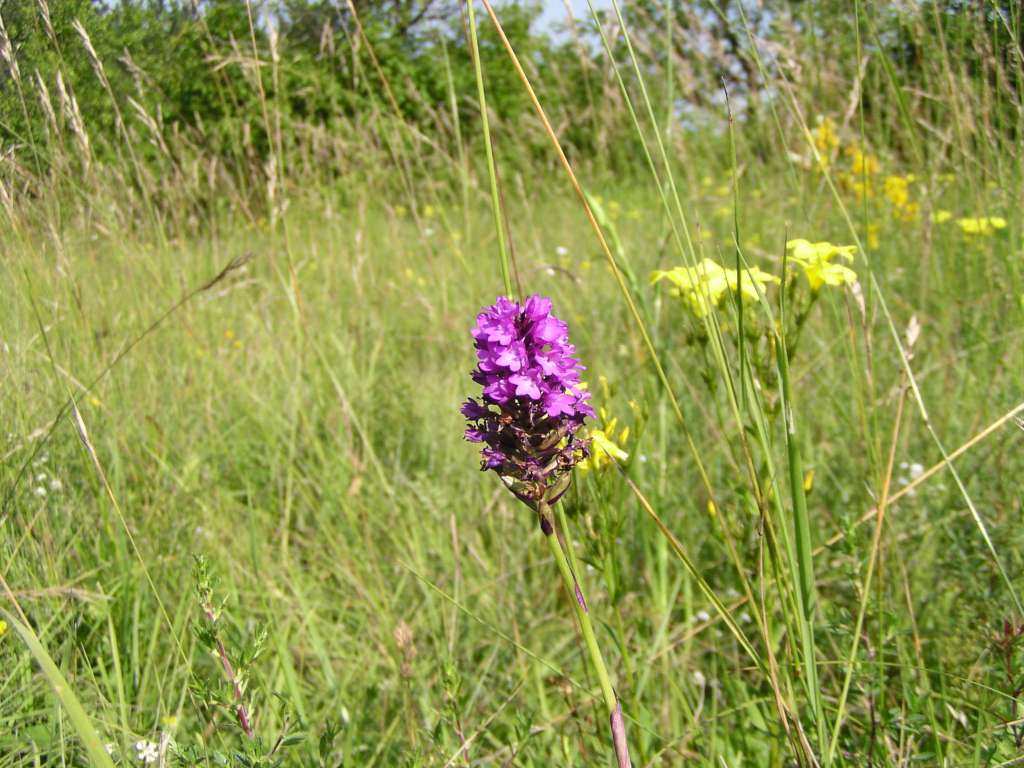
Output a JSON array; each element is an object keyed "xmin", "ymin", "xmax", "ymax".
[
  {"xmin": 538, "ymin": 500, "xmax": 630, "ymax": 767},
  {"xmin": 776, "ymin": 273, "xmax": 828, "ymax": 759},
  {"xmin": 465, "ymin": 0, "xmax": 513, "ymax": 298}
]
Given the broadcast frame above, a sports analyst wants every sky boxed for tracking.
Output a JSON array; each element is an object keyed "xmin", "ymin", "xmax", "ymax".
[{"xmin": 536, "ymin": 0, "xmax": 612, "ymax": 36}]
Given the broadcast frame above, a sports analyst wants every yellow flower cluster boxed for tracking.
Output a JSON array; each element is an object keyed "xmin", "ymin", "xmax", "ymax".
[
  {"xmin": 651, "ymin": 258, "xmax": 780, "ymax": 318},
  {"xmin": 814, "ymin": 116, "xmax": 840, "ymax": 154},
  {"xmin": 883, "ymin": 175, "xmax": 919, "ymax": 222},
  {"xmin": 955, "ymin": 216, "xmax": 1007, "ymax": 235},
  {"xmin": 578, "ymin": 408, "xmax": 630, "ymax": 474},
  {"xmin": 838, "ymin": 145, "xmax": 882, "ymax": 200},
  {"xmin": 786, "ymin": 239, "xmax": 858, "ymax": 290},
  {"xmin": 849, "ymin": 148, "xmax": 880, "ymax": 177},
  {"xmin": 814, "ymin": 116, "xmax": 921, "ymax": 224}
]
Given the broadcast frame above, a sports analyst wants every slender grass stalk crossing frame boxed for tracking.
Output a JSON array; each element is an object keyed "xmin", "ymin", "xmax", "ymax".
[{"xmin": 465, "ymin": 0, "xmax": 513, "ymax": 299}]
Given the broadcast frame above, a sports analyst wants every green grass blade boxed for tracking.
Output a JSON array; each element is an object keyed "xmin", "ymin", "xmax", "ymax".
[
  {"xmin": 465, "ymin": 0, "xmax": 513, "ymax": 298},
  {"xmin": 1, "ymin": 610, "xmax": 116, "ymax": 767}
]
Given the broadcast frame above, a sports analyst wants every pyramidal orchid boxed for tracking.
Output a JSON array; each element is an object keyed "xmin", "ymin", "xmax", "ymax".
[
  {"xmin": 462, "ymin": 294, "xmax": 594, "ymax": 512},
  {"xmin": 462, "ymin": 294, "xmax": 632, "ymax": 768}
]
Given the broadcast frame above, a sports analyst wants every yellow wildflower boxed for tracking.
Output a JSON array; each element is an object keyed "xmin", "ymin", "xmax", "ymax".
[
  {"xmin": 651, "ymin": 258, "xmax": 780, "ymax": 318},
  {"xmin": 848, "ymin": 176, "xmax": 875, "ymax": 199},
  {"xmin": 578, "ymin": 417, "xmax": 630, "ymax": 474},
  {"xmin": 0, "ymin": 619, "xmax": 7, "ymax": 638},
  {"xmin": 867, "ymin": 223, "xmax": 880, "ymax": 250},
  {"xmin": 956, "ymin": 216, "xmax": 1007, "ymax": 235},
  {"xmin": 814, "ymin": 116, "xmax": 840, "ymax": 154},
  {"xmin": 934, "ymin": 210, "xmax": 953, "ymax": 224},
  {"xmin": 786, "ymin": 239, "xmax": 858, "ymax": 290},
  {"xmin": 787, "ymin": 239, "xmax": 856, "ymax": 263},
  {"xmin": 883, "ymin": 175, "xmax": 910, "ymax": 209},
  {"xmin": 803, "ymin": 469, "xmax": 814, "ymax": 493},
  {"xmin": 849, "ymin": 148, "xmax": 880, "ymax": 177},
  {"xmin": 882, "ymin": 175, "xmax": 920, "ymax": 221}
]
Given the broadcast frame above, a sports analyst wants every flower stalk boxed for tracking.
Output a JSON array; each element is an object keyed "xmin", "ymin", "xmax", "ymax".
[
  {"xmin": 538, "ymin": 500, "xmax": 631, "ymax": 768},
  {"xmin": 461, "ymin": 294, "xmax": 630, "ymax": 765}
]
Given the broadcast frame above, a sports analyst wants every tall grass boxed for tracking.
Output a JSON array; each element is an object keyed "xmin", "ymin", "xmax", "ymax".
[{"xmin": 2, "ymin": 1, "xmax": 1024, "ymax": 765}]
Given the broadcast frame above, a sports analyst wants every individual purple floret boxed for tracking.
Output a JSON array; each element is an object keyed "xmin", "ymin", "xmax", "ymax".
[{"xmin": 462, "ymin": 295, "xmax": 593, "ymax": 508}]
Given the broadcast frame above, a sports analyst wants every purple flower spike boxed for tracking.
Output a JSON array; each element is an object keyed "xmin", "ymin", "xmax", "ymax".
[{"xmin": 462, "ymin": 295, "xmax": 593, "ymax": 506}]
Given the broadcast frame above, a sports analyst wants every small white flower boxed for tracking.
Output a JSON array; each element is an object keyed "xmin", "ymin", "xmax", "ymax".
[
  {"xmin": 33, "ymin": 486, "xmax": 47, "ymax": 498},
  {"xmin": 909, "ymin": 462, "xmax": 925, "ymax": 480},
  {"xmin": 555, "ymin": 245, "xmax": 569, "ymax": 257},
  {"xmin": 695, "ymin": 610, "xmax": 711, "ymax": 623},
  {"xmin": 49, "ymin": 478, "xmax": 62, "ymax": 492},
  {"xmin": 423, "ymin": 227, "xmax": 434, "ymax": 237},
  {"xmin": 692, "ymin": 670, "xmax": 707, "ymax": 687},
  {"xmin": 739, "ymin": 612, "xmax": 752, "ymax": 624},
  {"xmin": 135, "ymin": 739, "xmax": 159, "ymax": 764},
  {"xmin": 105, "ymin": 742, "xmax": 117, "ymax": 755},
  {"xmin": 638, "ymin": 455, "xmax": 648, "ymax": 463},
  {"xmin": 544, "ymin": 267, "xmax": 556, "ymax": 276},
  {"xmin": 35, "ymin": 472, "xmax": 47, "ymax": 482}
]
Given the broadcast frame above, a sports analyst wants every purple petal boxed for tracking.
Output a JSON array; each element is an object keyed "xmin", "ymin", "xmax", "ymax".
[
  {"xmin": 509, "ymin": 373, "xmax": 542, "ymax": 400},
  {"xmin": 543, "ymin": 392, "xmax": 577, "ymax": 418},
  {"xmin": 482, "ymin": 447, "xmax": 505, "ymax": 469},
  {"xmin": 484, "ymin": 378, "xmax": 515, "ymax": 404},
  {"xmin": 533, "ymin": 317, "xmax": 565, "ymax": 344},
  {"xmin": 524, "ymin": 294, "xmax": 552, "ymax": 321},
  {"xmin": 461, "ymin": 399, "xmax": 491, "ymax": 420},
  {"xmin": 495, "ymin": 341, "xmax": 527, "ymax": 371}
]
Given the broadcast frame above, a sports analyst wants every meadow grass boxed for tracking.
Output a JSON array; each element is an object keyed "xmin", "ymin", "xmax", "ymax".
[{"xmin": 3, "ymin": 2, "xmax": 1024, "ymax": 766}]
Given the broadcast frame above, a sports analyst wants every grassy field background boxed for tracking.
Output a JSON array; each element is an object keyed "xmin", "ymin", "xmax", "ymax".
[{"xmin": 2, "ymin": 1, "xmax": 1024, "ymax": 766}]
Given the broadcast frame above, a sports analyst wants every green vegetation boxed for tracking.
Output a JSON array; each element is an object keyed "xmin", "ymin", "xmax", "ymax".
[{"xmin": 2, "ymin": 1, "xmax": 1024, "ymax": 765}]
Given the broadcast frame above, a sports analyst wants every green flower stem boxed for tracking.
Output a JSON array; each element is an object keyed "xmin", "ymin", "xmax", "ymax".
[{"xmin": 538, "ymin": 500, "xmax": 631, "ymax": 767}]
